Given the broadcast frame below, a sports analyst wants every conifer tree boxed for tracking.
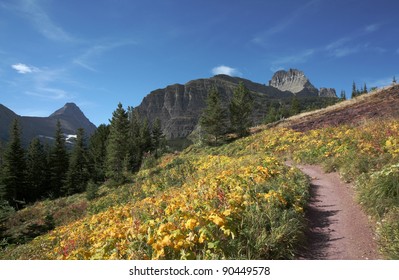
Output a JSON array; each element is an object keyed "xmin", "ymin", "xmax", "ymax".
[
  {"xmin": 106, "ymin": 103, "xmax": 129, "ymax": 183},
  {"xmin": 200, "ymin": 86, "xmax": 229, "ymax": 144},
  {"xmin": 363, "ymin": 83, "xmax": 368, "ymax": 94},
  {"xmin": 340, "ymin": 90, "xmax": 347, "ymax": 100},
  {"xmin": 229, "ymin": 82, "xmax": 253, "ymax": 137},
  {"xmin": 352, "ymin": 81, "xmax": 357, "ymax": 98},
  {"xmin": 140, "ymin": 118, "xmax": 152, "ymax": 154},
  {"xmin": 127, "ymin": 108, "xmax": 142, "ymax": 172},
  {"xmin": 49, "ymin": 120, "xmax": 69, "ymax": 198},
  {"xmin": 264, "ymin": 103, "xmax": 279, "ymax": 124},
  {"xmin": 151, "ymin": 118, "xmax": 165, "ymax": 158},
  {"xmin": 88, "ymin": 124, "xmax": 109, "ymax": 183},
  {"xmin": 64, "ymin": 128, "xmax": 89, "ymax": 195},
  {"xmin": 26, "ymin": 138, "xmax": 47, "ymax": 202},
  {"xmin": 2, "ymin": 119, "xmax": 26, "ymax": 207},
  {"xmin": 289, "ymin": 96, "xmax": 300, "ymax": 116}
]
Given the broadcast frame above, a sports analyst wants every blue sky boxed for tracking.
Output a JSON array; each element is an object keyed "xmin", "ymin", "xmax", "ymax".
[{"xmin": 1, "ymin": 0, "xmax": 398, "ymax": 126}]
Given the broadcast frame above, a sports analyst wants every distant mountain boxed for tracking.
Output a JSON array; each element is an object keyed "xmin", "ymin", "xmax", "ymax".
[
  {"xmin": 134, "ymin": 69, "xmax": 337, "ymax": 139},
  {"xmin": 269, "ymin": 69, "xmax": 336, "ymax": 97},
  {"xmin": 0, "ymin": 103, "xmax": 97, "ymax": 146}
]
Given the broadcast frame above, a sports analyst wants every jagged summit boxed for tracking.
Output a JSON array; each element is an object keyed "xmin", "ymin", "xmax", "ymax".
[{"xmin": 269, "ymin": 69, "xmax": 317, "ymax": 94}]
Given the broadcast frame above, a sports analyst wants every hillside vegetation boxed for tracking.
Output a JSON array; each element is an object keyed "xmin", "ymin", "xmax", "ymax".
[{"xmin": 2, "ymin": 86, "xmax": 399, "ymax": 259}]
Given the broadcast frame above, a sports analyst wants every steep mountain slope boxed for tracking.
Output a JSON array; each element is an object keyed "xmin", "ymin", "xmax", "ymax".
[
  {"xmin": 135, "ymin": 70, "xmax": 337, "ymax": 139},
  {"xmin": 0, "ymin": 103, "xmax": 96, "ymax": 145}
]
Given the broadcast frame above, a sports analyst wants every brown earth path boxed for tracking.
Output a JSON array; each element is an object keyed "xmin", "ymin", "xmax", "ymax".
[{"xmin": 288, "ymin": 163, "xmax": 382, "ymax": 259}]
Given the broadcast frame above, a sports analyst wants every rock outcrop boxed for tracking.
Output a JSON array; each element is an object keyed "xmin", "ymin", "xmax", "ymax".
[
  {"xmin": 319, "ymin": 87, "xmax": 337, "ymax": 98},
  {"xmin": 269, "ymin": 69, "xmax": 319, "ymax": 95}
]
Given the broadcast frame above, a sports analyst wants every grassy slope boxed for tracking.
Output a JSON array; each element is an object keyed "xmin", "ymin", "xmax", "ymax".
[
  {"xmin": 0, "ymin": 134, "xmax": 310, "ymax": 260},
  {"xmin": 2, "ymin": 86, "xmax": 399, "ymax": 259}
]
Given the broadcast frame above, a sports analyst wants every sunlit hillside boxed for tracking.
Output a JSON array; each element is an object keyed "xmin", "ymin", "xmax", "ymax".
[{"xmin": 2, "ymin": 85, "xmax": 399, "ymax": 260}]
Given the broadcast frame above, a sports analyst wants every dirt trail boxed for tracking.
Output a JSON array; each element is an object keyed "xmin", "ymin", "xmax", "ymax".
[{"xmin": 289, "ymin": 163, "xmax": 381, "ymax": 260}]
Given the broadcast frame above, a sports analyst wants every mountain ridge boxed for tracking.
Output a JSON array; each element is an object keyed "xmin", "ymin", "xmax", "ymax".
[
  {"xmin": 0, "ymin": 103, "xmax": 97, "ymax": 146},
  {"xmin": 134, "ymin": 70, "xmax": 337, "ymax": 139}
]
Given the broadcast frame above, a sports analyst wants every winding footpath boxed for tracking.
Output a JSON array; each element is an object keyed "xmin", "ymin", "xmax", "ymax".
[{"xmin": 289, "ymin": 163, "xmax": 381, "ymax": 260}]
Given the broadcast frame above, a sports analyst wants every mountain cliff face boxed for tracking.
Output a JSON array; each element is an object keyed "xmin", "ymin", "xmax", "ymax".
[
  {"xmin": 0, "ymin": 103, "xmax": 96, "ymax": 146},
  {"xmin": 135, "ymin": 71, "xmax": 337, "ymax": 139},
  {"xmin": 269, "ymin": 69, "xmax": 318, "ymax": 94},
  {"xmin": 269, "ymin": 69, "xmax": 336, "ymax": 98}
]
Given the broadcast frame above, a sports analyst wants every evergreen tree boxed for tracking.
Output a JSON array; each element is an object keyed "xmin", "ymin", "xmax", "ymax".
[
  {"xmin": 151, "ymin": 118, "xmax": 165, "ymax": 158},
  {"xmin": 229, "ymin": 82, "xmax": 253, "ymax": 137},
  {"xmin": 393, "ymin": 76, "xmax": 397, "ymax": 85},
  {"xmin": 353, "ymin": 81, "xmax": 358, "ymax": 97},
  {"xmin": 199, "ymin": 86, "xmax": 229, "ymax": 144},
  {"xmin": 86, "ymin": 180, "xmax": 99, "ymax": 201},
  {"xmin": 26, "ymin": 138, "xmax": 47, "ymax": 202},
  {"xmin": 127, "ymin": 108, "xmax": 142, "ymax": 172},
  {"xmin": 264, "ymin": 103, "xmax": 279, "ymax": 124},
  {"xmin": 289, "ymin": 96, "xmax": 301, "ymax": 116},
  {"xmin": 88, "ymin": 124, "xmax": 109, "ymax": 183},
  {"xmin": 64, "ymin": 128, "xmax": 89, "ymax": 195},
  {"xmin": 106, "ymin": 103, "xmax": 129, "ymax": 183},
  {"xmin": 140, "ymin": 118, "xmax": 152, "ymax": 154},
  {"xmin": 49, "ymin": 120, "xmax": 69, "ymax": 198},
  {"xmin": 2, "ymin": 119, "xmax": 26, "ymax": 208},
  {"xmin": 340, "ymin": 90, "xmax": 347, "ymax": 100},
  {"xmin": 363, "ymin": 83, "xmax": 368, "ymax": 94}
]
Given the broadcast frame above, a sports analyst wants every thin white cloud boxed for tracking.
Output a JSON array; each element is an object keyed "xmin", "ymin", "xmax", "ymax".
[
  {"xmin": 26, "ymin": 87, "xmax": 69, "ymax": 100},
  {"xmin": 364, "ymin": 24, "xmax": 379, "ymax": 33},
  {"xmin": 251, "ymin": 0, "xmax": 320, "ymax": 46},
  {"xmin": 329, "ymin": 45, "xmax": 361, "ymax": 58},
  {"xmin": 73, "ymin": 40, "xmax": 137, "ymax": 72},
  {"xmin": 11, "ymin": 63, "xmax": 39, "ymax": 74},
  {"xmin": 325, "ymin": 23, "xmax": 384, "ymax": 58},
  {"xmin": 3, "ymin": 0, "xmax": 75, "ymax": 42},
  {"xmin": 211, "ymin": 65, "xmax": 242, "ymax": 77},
  {"xmin": 272, "ymin": 49, "xmax": 315, "ymax": 66}
]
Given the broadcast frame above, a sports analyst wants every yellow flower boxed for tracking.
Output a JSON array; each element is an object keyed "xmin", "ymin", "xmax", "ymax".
[
  {"xmin": 208, "ymin": 214, "xmax": 225, "ymax": 227},
  {"xmin": 161, "ymin": 235, "xmax": 172, "ymax": 247},
  {"xmin": 185, "ymin": 219, "xmax": 198, "ymax": 230}
]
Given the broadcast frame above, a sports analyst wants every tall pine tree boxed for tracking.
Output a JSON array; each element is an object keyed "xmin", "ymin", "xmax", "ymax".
[
  {"xmin": 2, "ymin": 119, "xmax": 26, "ymax": 208},
  {"xmin": 289, "ymin": 96, "xmax": 300, "ymax": 116},
  {"xmin": 151, "ymin": 118, "xmax": 165, "ymax": 158},
  {"xmin": 229, "ymin": 82, "xmax": 253, "ymax": 137},
  {"xmin": 26, "ymin": 138, "xmax": 47, "ymax": 202},
  {"xmin": 106, "ymin": 103, "xmax": 129, "ymax": 183},
  {"xmin": 88, "ymin": 124, "xmax": 109, "ymax": 183},
  {"xmin": 64, "ymin": 128, "xmax": 89, "ymax": 195},
  {"xmin": 127, "ymin": 108, "xmax": 142, "ymax": 172},
  {"xmin": 49, "ymin": 120, "xmax": 69, "ymax": 198},
  {"xmin": 352, "ymin": 81, "xmax": 357, "ymax": 98},
  {"xmin": 200, "ymin": 86, "xmax": 229, "ymax": 144},
  {"xmin": 140, "ymin": 118, "xmax": 152, "ymax": 154}
]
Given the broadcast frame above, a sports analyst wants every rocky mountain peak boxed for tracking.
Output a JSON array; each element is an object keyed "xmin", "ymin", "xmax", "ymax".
[
  {"xmin": 269, "ymin": 68, "xmax": 317, "ymax": 94},
  {"xmin": 50, "ymin": 102, "xmax": 83, "ymax": 117}
]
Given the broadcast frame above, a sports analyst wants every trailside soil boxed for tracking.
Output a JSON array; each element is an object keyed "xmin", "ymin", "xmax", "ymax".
[{"xmin": 291, "ymin": 163, "xmax": 381, "ymax": 260}]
